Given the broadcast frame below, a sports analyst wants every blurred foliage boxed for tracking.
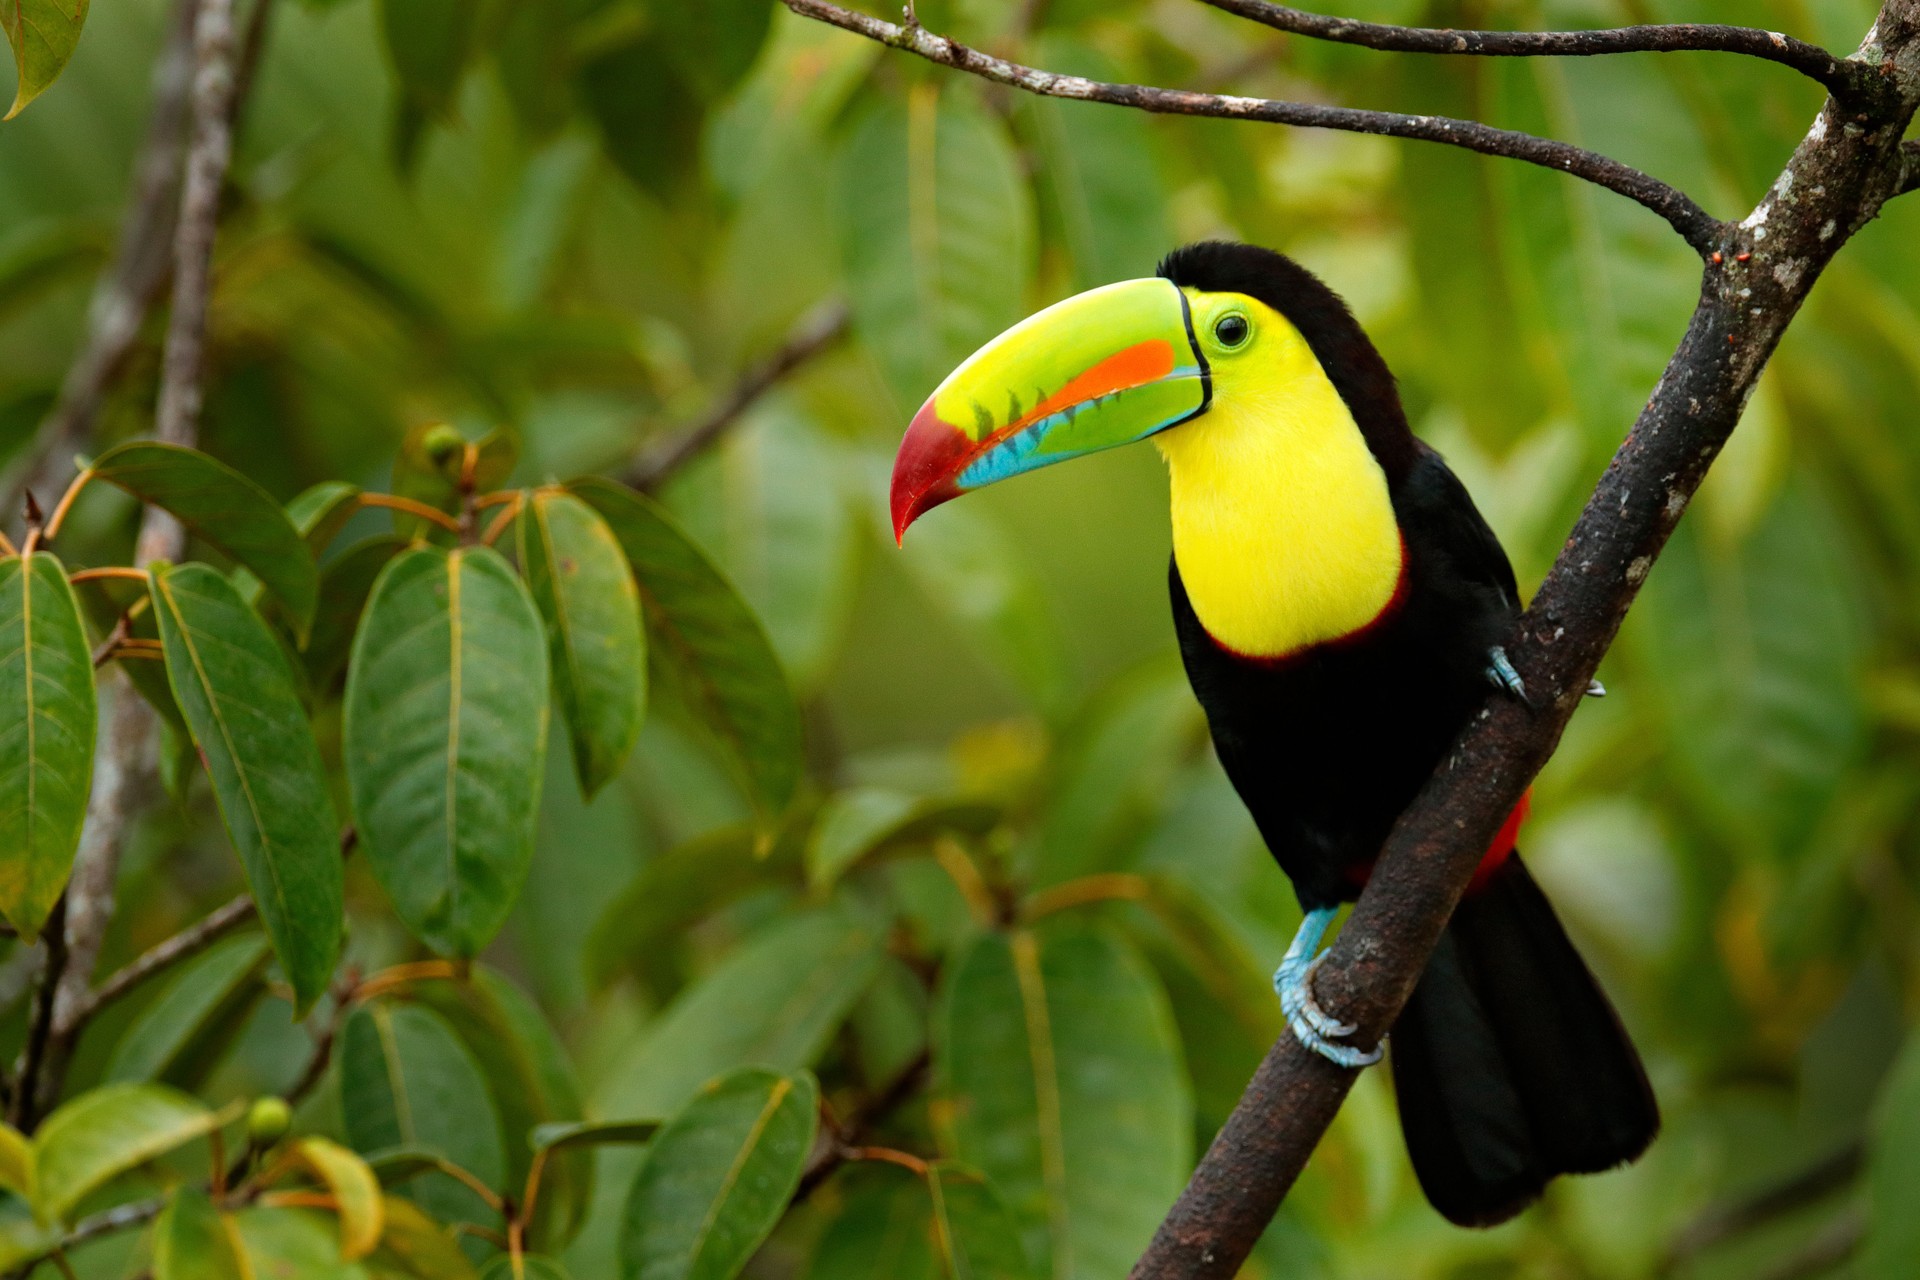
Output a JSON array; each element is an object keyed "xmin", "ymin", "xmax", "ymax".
[{"xmin": 0, "ymin": 0, "xmax": 1916, "ymax": 1277}]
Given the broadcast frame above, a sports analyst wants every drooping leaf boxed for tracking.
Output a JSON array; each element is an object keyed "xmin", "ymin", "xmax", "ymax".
[
  {"xmin": 836, "ymin": 84, "xmax": 1035, "ymax": 408},
  {"xmin": 154, "ymin": 1188, "xmax": 248, "ymax": 1280},
  {"xmin": 572, "ymin": 477, "xmax": 801, "ymax": 814},
  {"xmin": 653, "ymin": 0, "xmax": 774, "ymax": 101},
  {"xmin": 91, "ymin": 441, "xmax": 318, "ymax": 629},
  {"xmin": 519, "ymin": 490, "xmax": 646, "ymax": 797},
  {"xmin": 33, "ymin": 1083, "xmax": 220, "ymax": 1224},
  {"xmin": 338, "ymin": 1001, "xmax": 507, "ymax": 1233},
  {"xmin": 104, "ymin": 933, "xmax": 271, "ymax": 1088},
  {"xmin": 0, "ymin": 553, "xmax": 96, "ymax": 939},
  {"xmin": 618, "ymin": 1068, "xmax": 818, "ymax": 1280},
  {"xmin": 1, "ymin": 0, "xmax": 89, "ymax": 119},
  {"xmin": 936, "ymin": 926, "xmax": 1191, "ymax": 1279},
  {"xmin": 291, "ymin": 1137, "xmax": 385, "ymax": 1260},
  {"xmin": 369, "ymin": 1194, "xmax": 481, "ymax": 1279},
  {"xmin": 1866, "ymin": 1029, "xmax": 1920, "ymax": 1278},
  {"xmin": 598, "ymin": 909, "xmax": 884, "ymax": 1121},
  {"xmin": 151, "ymin": 564, "xmax": 343, "ymax": 1013},
  {"xmin": 345, "ymin": 544, "xmax": 549, "ymax": 957}
]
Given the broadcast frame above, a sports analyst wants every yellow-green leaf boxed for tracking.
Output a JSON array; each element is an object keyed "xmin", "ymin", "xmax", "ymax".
[
  {"xmin": 0, "ymin": 1124, "xmax": 31, "ymax": 1203},
  {"xmin": 0, "ymin": 552, "xmax": 95, "ymax": 939},
  {"xmin": 34, "ymin": 1083, "xmax": 219, "ymax": 1223},
  {"xmin": 154, "ymin": 1188, "xmax": 249, "ymax": 1280},
  {"xmin": 1, "ymin": 0, "xmax": 89, "ymax": 119},
  {"xmin": 292, "ymin": 1136, "xmax": 384, "ymax": 1260}
]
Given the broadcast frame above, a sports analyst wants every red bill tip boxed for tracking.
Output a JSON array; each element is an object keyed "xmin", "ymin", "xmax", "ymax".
[{"xmin": 889, "ymin": 399, "xmax": 973, "ymax": 543}]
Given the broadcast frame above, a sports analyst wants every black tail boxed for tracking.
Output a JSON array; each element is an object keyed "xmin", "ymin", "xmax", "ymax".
[{"xmin": 1389, "ymin": 855, "xmax": 1659, "ymax": 1227}]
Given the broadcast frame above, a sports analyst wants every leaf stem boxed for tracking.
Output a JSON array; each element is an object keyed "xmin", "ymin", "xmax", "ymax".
[
  {"xmin": 68, "ymin": 566, "xmax": 152, "ymax": 585},
  {"xmin": 356, "ymin": 492, "xmax": 463, "ymax": 534},
  {"xmin": 480, "ymin": 493, "xmax": 523, "ymax": 547},
  {"xmin": 40, "ymin": 469, "xmax": 94, "ymax": 545},
  {"xmin": 1021, "ymin": 873, "xmax": 1153, "ymax": 921}
]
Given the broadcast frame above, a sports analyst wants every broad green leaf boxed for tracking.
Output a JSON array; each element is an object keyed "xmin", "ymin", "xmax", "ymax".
[
  {"xmin": 572, "ymin": 478, "xmax": 801, "ymax": 814},
  {"xmin": 618, "ymin": 1068, "xmax": 818, "ymax": 1280},
  {"xmin": 152, "ymin": 564, "xmax": 343, "ymax": 1012},
  {"xmin": 836, "ymin": 84, "xmax": 1035, "ymax": 409},
  {"xmin": 1638, "ymin": 484, "xmax": 1867, "ymax": 861},
  {"xmin": 654, "ymin": 0, "xmax": 773, "ymax": 101},
  {"xmin": 1, "ymin": 0, "xmax": 89, "ymax": 119},
  {"xmin": 305, "ymin": 535, "xmax": 408, "ymax": 688},
  {"xmin": 598, "ymin": 909, "xmax": 884, "ymax": 1121},
  {"xmin": 807, "ymin": 789, "xmax": 1000, "ymax": 890},
  {"xmin": 492, "ymin": 0, "xmax": 574, "ymax": 137},
  {"xmin": 0, "ymin": 553, "xmax": 95, "ymax": 939},
  {"xmin": 370, "ymin": 1194, "xmax": 480, "ymax": 1279},
  {"xmin": 104, "ymin": 933, "xmax": 270, "ymax": 1088},
  {"xmin": 338, "ymin": 1001, "xmax": 507, "ymax": 1233},
  {"xmin": 937, "ymin": 926, "xmax": 1191, "ymax": 1279},
  {"xmin": 288, "ymin": 480, "xmax": 364, "ymax": 551},
  {"xmin": 0, "ymin": 1124, "xmax": 30, "ymax": 1201},
  {"xmin": 482, "ymin": 1257, "xmax": 572, "ymax": 1280},
  {"xmin": 1865, "ymin": 1029, "xmax": 1920, "ymax": 1278},
  {"xmin": 585, "ymin": 822, "xmax": 805, "ymax": 992},
  {"xmin": 806, "ymin": 1163, "xmax": 1034, "ymax": 1280},
  {"xmin": 519, "ymin": 490, "xmax": 646, "ymax": 798},
  {"xmin": 1022, "ymin": 37, "xmax": 1170, "ymax": 290},
  {"xmin": 91, "ymin": 441, "xmax": 318, "ymax": 629},
  {"xmin": 292, "ymin": 1137, "xmax": 385, "ymax": 1260},
  {"xmin": 403, "ymin": 967, "xmax": 589, "ymax": 1248},
  {"xmin": 345, "ymin": 545, "xmax": 549, "ymax": 957},
  {"xmin": 579, "ymin": 36, "xmax": 704, "ymax": 195},
  {"xmin": 531, "ymin": 1120, "xmax": 660, "ymax": 1154},
  {"xmin": 925, "ymin": 1162, "xmax": 1037, "ymax": 1280},
  {"xmin": 154, "ymin": 1188, "xmax": 248, "ymax": 1280},
  {"xmin": 0, "ymin": 1206, "xmax": 50, "ymax": 1270},
  {"xmin": 33, "ymin": 1083, "xmax": 219, "ymax": 1223},
  {"xmin": 380, "ymin": 0, "xmax": 477, "ymax": 121},
  {"xmin": 233, "ymin": 1206, "xmax": 366, "ymax": 1280}
]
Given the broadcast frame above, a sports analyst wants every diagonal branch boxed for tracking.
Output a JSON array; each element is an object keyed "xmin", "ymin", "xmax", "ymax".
[
  {"xmin": 780, "ymin": 0, "xmax": 1725, "ymax": 255},
  {"xmin": 1901, "ymin": 138, "xmax": 1919, "ymax": 194},
  {"xmin": 1200, "ymin": 0, "xmax": 1885, "ymax": 108}
]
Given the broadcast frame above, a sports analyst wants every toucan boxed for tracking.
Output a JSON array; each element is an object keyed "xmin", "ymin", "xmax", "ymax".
[{"xmin": 889, "ymin": 241, "xmax": 1658, "ymax": 1226}]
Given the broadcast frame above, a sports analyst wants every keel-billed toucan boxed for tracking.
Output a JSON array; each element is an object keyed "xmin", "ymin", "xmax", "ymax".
[{"xmin": 890, "ymin": 242, "xmax": 1658, "ymax": 1227}]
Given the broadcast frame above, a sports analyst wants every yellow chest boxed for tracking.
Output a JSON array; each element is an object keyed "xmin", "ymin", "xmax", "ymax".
[{"xmin": 1156, "ymin": 366, "xmax": 1404, "ymax": 659}]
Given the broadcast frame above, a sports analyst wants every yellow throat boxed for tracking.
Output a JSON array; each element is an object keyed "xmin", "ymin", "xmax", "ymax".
[{"xmin": 1156, "ymin": 294, "xmax": 1404, "ymax": 659}]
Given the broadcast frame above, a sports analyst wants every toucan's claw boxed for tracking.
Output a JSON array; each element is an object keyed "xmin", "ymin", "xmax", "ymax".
[
  {"xmin": 1586, "ymin": 678, "xmax": 1607, "ymax": 698},
  {"xmin": 1274, "ymin": 907, "xmax": 1381, "ymax": 1070},
  {"xmin": 1486, "ymin": 646, "xmax": 1531, "ymax": 706}
]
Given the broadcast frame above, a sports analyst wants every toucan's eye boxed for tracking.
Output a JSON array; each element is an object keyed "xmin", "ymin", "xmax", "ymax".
[{"xmin": 1213, "ymin": 313, "xmax": 1250, "ymax": 348}]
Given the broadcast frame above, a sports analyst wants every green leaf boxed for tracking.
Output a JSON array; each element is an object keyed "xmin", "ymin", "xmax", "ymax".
[
  {"xmin": 0, "ymin": 553, "xmax": 96, "ymax": 939},
  {"xmin": 531, "ymin": 1120, "xmax": 660, "ymax": 1154},
  {"xmin": 1866, "ymin": 1029, "xmax": 1920, "ymax": 1278},
  {"xmin": 836, "ymin": 85, "xmax": 1035, "ymax": 408},
  {"xmin": 304, "ymin": 535, "xmax": 408, "ymax": 688},
  {"xmin": 91, "ymin": 441, "xmax": 318, "ymax": 630},
  {"xmin": 807, "ymin": 789, "xmax": 1000, "ymax": 890},
  {"xmin": 653, "ymin": 0, "xmax": 774, "ymax": 101},
  {"xmin": 292, "ymin": 1137, "xmax": 385, "ymax": 1261},
  {"xmin": 338, "ymin": 1001, "xmax": 507, "ymax": 1232},
  {"xmin": 33, "ymin": 1083, "xmax": 220, "ymax": 1224},
  {"xmin": 370, "ymin": 1194, "xmax": 481, "ymax": 1279},
  {"xmin": 806, "ymin": 1163, "xmax": 1035, "ymax": 1280},
  {"xmin": 482, "ymin": 1255, "xmax": 572, "ymax": 1280},
  {"xmin": 519, "ymin": 491, "xmax": 646, "ymax": 798},
  {"xmin": 925, "ymin": 1162, "xmax": 1037, "ymax": 1280},
  {"xmin": 0, "ymin": 1124, "xmax": 31, "ymax": 1201},
  {"xmin": 288, "ymin": 481, "xmax": 364, "ymax": 552},
  {"xmin": 154, "ymin": 1188, "xmax": 248, "ymax": 1280},
  {"xmin": 345, "ymin": 544, "xmax": 550, "ymax": 957},
  {"xmin": 379, "ymin": 0, "xmax": 478, "ymax": 121},
  {"xmin": 104, "ymin": 933, "xmax": 271, "ymax": 1088},
  {"xmin": 618, "ymin": 1068, "xmax": 818, "ymax": 1280},
  {"xmin": 1021, "ymin": 37, "xmax": 1171, "ymax": 290},
  {"xmin": 151, "ymin": 564, "xmax": 343, "ymax": 1013},
  {"xmin": 232, "ymin": 1207, "xmax": 367, "ymax": 1280},
  {"xmin": 579, "ymin": 36, "xmax": 704, "ymax": 196},
  {"xmin": 1, "ymin": 0, "xmax": 89, "ymax": 119},
  {"xmin": 586, "ymin": 823, "xmax": 804, "ymax": 993},
  {"xmin": 572, "ymin": 477, "xmax": 801, "ymax": 814},
  {"xmin": 598, "ymin": 909, "xmax": 883, "ymax": 1121},
  {"xmin": 936, "ymin": 926, "xmax": 1191, "ymax": 1279}
]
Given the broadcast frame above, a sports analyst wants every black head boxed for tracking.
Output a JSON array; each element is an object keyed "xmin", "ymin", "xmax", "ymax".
[{"xmin": 1158, "ymin": 241, "xmax": 1417, "ymax": 480}]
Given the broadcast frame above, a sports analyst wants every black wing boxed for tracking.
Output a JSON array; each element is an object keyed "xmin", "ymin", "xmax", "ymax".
[{"xmin": 1395, "ymin": 440, "xmax": 1521, "ymax": 616}]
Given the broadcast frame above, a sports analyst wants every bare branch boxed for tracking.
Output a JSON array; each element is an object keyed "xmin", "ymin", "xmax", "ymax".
[
  {"xmin": 1900, "ymin": 138, "xmax": 1919, "ymax": 194},
  {"xmin": 1127, "ymin": 4, "xmax": 1920, "ymax": 1272},
  {"xmin": 780, "ymin": 0, "xmax": 1725, "ymax": 254},
  {"xmin": 75, "ymin": 893, "xmax": 257, "ymax": 1025},
  {"xmin": 623, "ymin": 298, "xmax": 852, "ymax": 491},
  {"xmin": 1200, "ymin": 0, "xmax": 1885, "ymax": 107}
]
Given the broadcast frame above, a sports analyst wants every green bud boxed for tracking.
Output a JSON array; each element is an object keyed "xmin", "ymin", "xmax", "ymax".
[{"xmin": 247, "ymin": 1096, "xmax": 291, "ymax": 1145}]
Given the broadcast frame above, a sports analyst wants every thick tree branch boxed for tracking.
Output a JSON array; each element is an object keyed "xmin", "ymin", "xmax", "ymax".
[
  {"xmin": 1126, "ymin": 4, "xmax": 1920, "ymax": 1274},
  {"xmin": 779, "ymin": 0, "xmax": 1725, "ymax": 255},
  {"xmin": 1900, "ymin": 138, "xmax": 1919, "ymax": 193},
  {"xmin": 1200, "ymin": 0, "xmax": 1887, "ymax": 109},
  {"xmin": 623, "ymin": 298, "xmax": 851, "ymax": 491}
]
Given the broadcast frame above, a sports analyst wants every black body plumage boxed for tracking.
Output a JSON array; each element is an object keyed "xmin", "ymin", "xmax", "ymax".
[{"xmin": 1157, "ymin": 242, "xmax": 1658, "ymax": 1226}]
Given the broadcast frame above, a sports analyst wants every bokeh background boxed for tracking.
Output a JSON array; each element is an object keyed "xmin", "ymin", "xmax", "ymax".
[{"xmin": 4, "ymin": 0, "xmax": 1920, "ymax": 1276}]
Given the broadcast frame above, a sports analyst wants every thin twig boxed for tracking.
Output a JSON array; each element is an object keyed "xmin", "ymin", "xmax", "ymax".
[
  {"xmin": 75, "ymin": 893, "xmax": 257, "ymax": 1026},
  {"xmin": 9, "ymin": 897, "xmax": 67, "ymax": 1130},
  {"xmin": 793, "ymin": 1049, "xmax": 932, "ymax": 1203},
  {"xmin": 1754, "ymin": 1210, "xmax": 1866, "ymax": 1280},
  {"xmin": 1199, "ymin": 0, "xmax": 1884, "ymax": 106},
  {"xmin": 1660, "ymin": 1142, "xmax": 1863, "ymax": 1273},
  {"xmin": 623, "ymin": 298, "xmax": 853, "ymax": 490},
  {"xmin": 779, "ymin": 1, "xmax": 1726, "ymax": 255},
  {"xmin": 0, "ymin": 0, "xmax": 198, "ymax": 531}
]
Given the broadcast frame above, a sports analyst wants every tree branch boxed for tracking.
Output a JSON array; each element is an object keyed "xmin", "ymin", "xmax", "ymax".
[
  {"xmin": 779, "ymin": 0, "xmax": 1725, "ymax": 255},
  {"xmin": 622, "ymin": 298, "xmax": 851, "ymax": 491},
  {"xmin": 1900, "ymin": 138, "xmax": 1919, "ymax": 194},
  {"xmin": 73, "ymin": 893, "xmax": 256, "ymax": 1026},
  {"xmin": 1124, "ymin": 4, "xmax": 1920, "ymax": 1272},
  {"xmin": 1199, "ymin": 0, "xmax": 1887, "ymax": 108}
]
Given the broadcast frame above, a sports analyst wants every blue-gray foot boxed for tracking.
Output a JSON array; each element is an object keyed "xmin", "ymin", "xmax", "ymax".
[
  {"xmin": 1273, "ymin": 906, "xmax": 1383, "ymax": 1069},
  {"xmin": 1486, "ymin": 645, "xmax": 1531, "ymax": 706}
]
